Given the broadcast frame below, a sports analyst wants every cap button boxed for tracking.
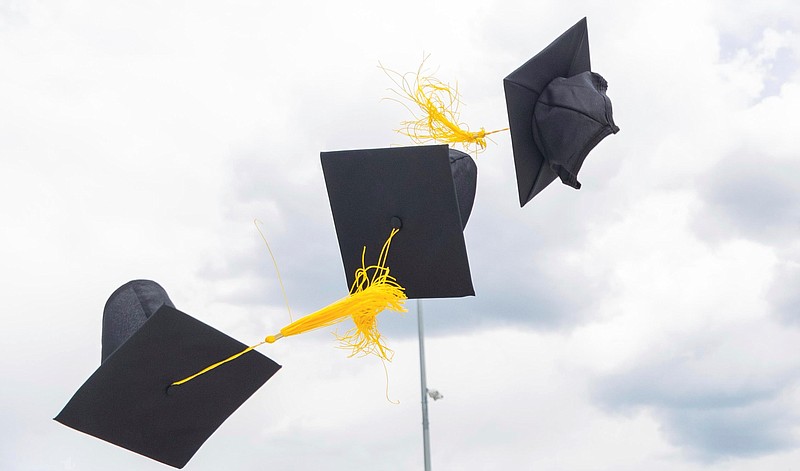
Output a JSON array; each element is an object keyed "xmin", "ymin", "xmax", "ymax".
[{"xmin": 390, "ymin": 216, "xmax": 402, "ymax": 229}]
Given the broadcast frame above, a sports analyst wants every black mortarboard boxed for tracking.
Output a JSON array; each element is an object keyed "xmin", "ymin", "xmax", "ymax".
[
  {"xmin": 321, "ymin": 144, "xmax": 475, "ymax": 299},
  {"xmin": 504, "ymin": 17, "xmax": 619, "ymax": 207},
  {"xmin": 56, "ymin": 280, "xmax": 281, "ymax": 469}
]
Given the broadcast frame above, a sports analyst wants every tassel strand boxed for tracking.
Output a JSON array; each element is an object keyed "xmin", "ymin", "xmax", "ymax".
[{"xmin": 380, "ymin": 55, "xmax": 508, "ymax": 154}]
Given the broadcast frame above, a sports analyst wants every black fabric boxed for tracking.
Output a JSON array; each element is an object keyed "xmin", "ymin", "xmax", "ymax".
[
  {"xmin": 448, "ymin": 148, "xmax": 478, "ymax": 229},
  {"xmin": 321, "ymin": 144, "xmax": 474, "ymax": 299},
  {"xmin": 57, "ymin": 303, "xmax": 281, "ymax": 468},
  {"xmin": 102, "ymin": 279, "xmax": 175, "ymax": 361},
  {"xmin": 504, "ymin": 17, "xmax": 618, "ymax": 207},
  {"xmin": 533, "ymin": 71, "xmax": 619, "ymax": 189}
]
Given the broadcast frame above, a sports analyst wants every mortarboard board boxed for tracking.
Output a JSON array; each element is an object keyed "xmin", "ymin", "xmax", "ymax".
[
  {"xmin": 55, "ymin": 280, "xmax": 281, "ymax": 469},
  {"xmin": 321, "ymin": 144, "xmax": 474, "ymax": 300},
  {"xmin": 504, "ymin": 17, "xmax": 619, "ymax": 207}
]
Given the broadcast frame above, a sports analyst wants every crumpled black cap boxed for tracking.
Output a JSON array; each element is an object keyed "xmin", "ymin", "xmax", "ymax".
[
  {"xmin": 504, "ymin": 17, "xmax": 619, "ymax": 206},
  {"xmin": 56, "ymin": 281, "xmax": 281, "ymax": 468},
  {"xmin": 533, "ymin": 71, "xmax": 619, "ymax": 189}
]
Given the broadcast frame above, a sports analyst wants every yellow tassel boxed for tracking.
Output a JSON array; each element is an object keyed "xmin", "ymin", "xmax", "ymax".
[
  {"xmin": 170, "ymin": 228, "xmax": 406, "ymax": 386},
  {"xmin": 264, "ymin": 227, "xmax": 406, "ymax": 360},
  {"xmin": 380, "ymin": 55, "xmax": 508, "ymax": 154}
]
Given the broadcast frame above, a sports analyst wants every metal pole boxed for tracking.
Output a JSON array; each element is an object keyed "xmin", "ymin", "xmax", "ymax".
[{"xmin": 417, "ymin": 299, "xmax": 432, "ymax": 471}]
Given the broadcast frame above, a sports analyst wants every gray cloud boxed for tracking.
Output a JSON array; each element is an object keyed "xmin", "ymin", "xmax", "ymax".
[
  {"xmin": 763, "ymin": 46, "xmax": 799, "ymax": 97},
  {"xmin": 693, "ymin": 150, "xmax": 800, "ymax": 244},
  {"xmin": 769, "ymin": 261, "xmax": 800, "ymax": 325},
  {"xmin": 592, "ymin": 325, "xmax": 800, "ymax": 460},
  {"xmin": 197, "ymin": 153, "xmax": 346, "ymax": 315},
  {"xmin": 718, "ymin": 25, "xmax": 799, "ymax": 100},
  {"xmin": 715, "ymin": 4, "xmax": 800, "ymax": 56},
  {"xmin": 659, "ymin": 404, "xmax": 798, "ymax": 461}
]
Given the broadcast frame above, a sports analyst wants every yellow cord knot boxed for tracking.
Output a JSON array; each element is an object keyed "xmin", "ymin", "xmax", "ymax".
[{"xmin": 265, "ymin": 334, "xmax": 281, "ymax": 344}]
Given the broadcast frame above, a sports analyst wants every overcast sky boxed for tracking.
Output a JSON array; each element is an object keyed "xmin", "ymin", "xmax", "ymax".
[{"xmin": 2, "ymin": 0, "xmax": 799, "ymax": 469}]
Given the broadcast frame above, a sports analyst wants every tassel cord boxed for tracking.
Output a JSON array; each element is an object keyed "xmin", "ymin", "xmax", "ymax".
[{"xmin": 254, "ymin": 219, "xmax": 293, "ymax": 323}]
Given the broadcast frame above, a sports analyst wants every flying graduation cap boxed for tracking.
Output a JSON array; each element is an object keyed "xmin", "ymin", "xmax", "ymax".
[
  {"xmin": 321, "ymin": 144, "xmax": 475, "ymax": 300},
  {"xmin": 504, "ymin": 17, "xmax": 619, "ymax": 207},
  {"xmin": 55, "ymin": 280, "xmax": 281, "ymax": 468}
]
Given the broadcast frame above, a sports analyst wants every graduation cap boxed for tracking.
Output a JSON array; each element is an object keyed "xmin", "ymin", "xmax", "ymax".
[
  {"xmin": 504, "ymin": 17, "xmax": 620, "ymax": 207},
  {"xmin": 321, "ymin": 144, "xmax": 475, "ymax": 300},
  {"xmin": 55, "ymin": 280, "xmax": 281, "ymax": 469}
]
